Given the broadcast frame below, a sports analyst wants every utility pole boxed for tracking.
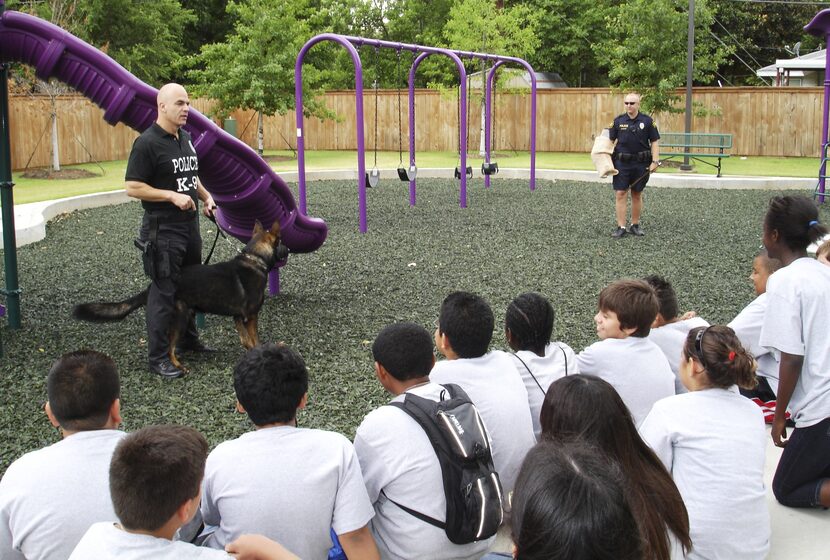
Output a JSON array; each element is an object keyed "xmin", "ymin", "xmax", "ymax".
[{"xmin": 681, "ymin": 0, "xmax": 695, "ymax": 171}]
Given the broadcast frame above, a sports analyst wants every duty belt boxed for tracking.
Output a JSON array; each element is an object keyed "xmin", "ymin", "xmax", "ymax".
[
  {"xmin": 614, "ymin": 150, "xmax": 651, "ymax": 163},
  {"xmin": 145, "ymin": 209, "xmax": 198, "ymax": 224}
]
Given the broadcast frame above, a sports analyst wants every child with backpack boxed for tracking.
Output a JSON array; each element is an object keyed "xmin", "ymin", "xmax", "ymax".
[
  {"xmin": 354, "ymin": 322, "xmax": 500, "ymax": 560},
  {"xmin": 430, "ymin": 291, "xmax": 536, "ymax": 496},
  {"xmin": 504, "ymin": 292, "xmax": 578, "ymax": 440},
  {"xmin": 759, "ymin": 195, "xmax": 830, "ymax": 508}
]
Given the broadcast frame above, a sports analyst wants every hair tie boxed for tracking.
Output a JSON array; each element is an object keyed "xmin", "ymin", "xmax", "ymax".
[
  {"xmin": 728, "ymin": 350, "xmax": 736, "ymax": 362},
  {"xmin": 808, "ymin": 220, "xmax": 819, "ymax": 228}
]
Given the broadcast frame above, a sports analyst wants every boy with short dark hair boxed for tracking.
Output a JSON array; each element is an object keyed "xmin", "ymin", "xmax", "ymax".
[
  {"xmin": 355, "ymin": 322, "xmax": 496, "ymax": 559},
  {"xmin": 429, "ymin": 292, "xmax": 536, "ymax": 496},
  {"xmin": 69, "ymin": 424, "xmax": 298, "ymax": 559},
  {"xmin": 576, "ymin": 279, "xmax": 675, "ymax": 426},
  {"xmin": 0, "ymin": 350, "xmax": 126, "ymax": 560},
  {"xmin": 644, "ymin": 275, "xmax": 710, "ymax": 393},
  {"xmin": 200, "ymin": 343, "xmax": 378, "ymax": 560},
  {"xmin": 729, "ymin": 250, "xmax": 783, "ymax": 400}
]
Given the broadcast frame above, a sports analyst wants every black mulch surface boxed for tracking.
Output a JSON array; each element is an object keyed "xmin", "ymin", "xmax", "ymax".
[{"xmin": 1, "ymin": 178, "xmax": 824, "ymax": 474}]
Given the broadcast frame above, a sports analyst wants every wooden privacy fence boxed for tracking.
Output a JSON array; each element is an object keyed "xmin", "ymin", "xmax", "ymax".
[{"xmin": 7, "ymin": 87, "xmax": 824, "ymax": 170}]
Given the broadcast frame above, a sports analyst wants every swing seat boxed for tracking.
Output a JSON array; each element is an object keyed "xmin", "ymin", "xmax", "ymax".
[
  {"xmin": 454, "ymin": 166, "xmax": 473, "ymax": 180},
  {"xmin": 366, "ymin": 168, "xmax": 380, "ymax": 188},
  {"xmin": 481, "ymin": 162, "xmax": 499, "ymax": 176},
  {"xmin": 397, "ymin": 165, "xmax": 417, "ymax": 181}
]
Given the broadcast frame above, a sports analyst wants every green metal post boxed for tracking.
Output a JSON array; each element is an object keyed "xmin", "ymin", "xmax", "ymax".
[{"xmin": 0, "ymin": 0, "xmax": 22, "ymax": 330}]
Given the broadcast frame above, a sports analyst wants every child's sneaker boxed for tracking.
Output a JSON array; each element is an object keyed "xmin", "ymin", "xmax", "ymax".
[
  {"xmin": 611, "ymin": 226, "xmax": 627, "ymax": 239},
  {"xmin": 628, "ymin": 223, "xmax": 645, "ymax": 236}
]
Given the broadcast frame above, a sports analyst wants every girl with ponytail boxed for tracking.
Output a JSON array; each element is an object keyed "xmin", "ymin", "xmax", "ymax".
[
  {"xmin": 758, "ymin": 195, "xmax": 830, "ymax": 509},
  {"xmin": 640, "ymin": 325, "xmax": 770, "ymax": 560}
]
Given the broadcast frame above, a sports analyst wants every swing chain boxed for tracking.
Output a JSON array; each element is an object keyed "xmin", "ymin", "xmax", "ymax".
[
  {"xmin": 373, "ymin": 44, "xmax": 379, "ymax": 169},
  {"xmin": 397, "ymin": 48, "xmax": 403, "ymax": 166}
]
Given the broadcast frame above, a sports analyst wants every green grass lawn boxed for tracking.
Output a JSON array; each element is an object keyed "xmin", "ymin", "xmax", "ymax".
[
  {"xmin": 8, "ymin": 150, "xmax": 821, "ymax": 205},
  {"xmin": 1, "ymin": 177, "xmax": 827, "ymax": 476}
]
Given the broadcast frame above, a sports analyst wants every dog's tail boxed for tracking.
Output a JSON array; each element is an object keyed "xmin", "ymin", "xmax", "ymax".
[{"xmin": 72, "ymin": 288, "xmax": 149, "ymax": 323}]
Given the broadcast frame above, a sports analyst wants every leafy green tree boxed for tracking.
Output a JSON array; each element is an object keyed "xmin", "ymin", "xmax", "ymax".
[
  {"xmin": 597, "ymin": 0, "xmax": 730, "ymax": 114},
  {"xmin": 185, "ymin": 0, "xmax": 342, "ymax": 154},
  {"xmin": 443, "ymin": 0, "xmax": 540, "ymax": 154},
  {"xmin": 708, "ymin": 0, "xmax": 821, "ymax": 85},
  {"xmin": 78, "ymin": 0, "xmax": 196, "ymax": 85},
  {"xmin": 522, "ymin": 0, "xmax": 620, "ymax": 87}
]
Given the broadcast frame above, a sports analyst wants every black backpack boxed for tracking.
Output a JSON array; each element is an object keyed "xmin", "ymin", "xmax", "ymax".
[{"xmin": 385, "ymin": 383, "xmax": 504, "ymax": 544}]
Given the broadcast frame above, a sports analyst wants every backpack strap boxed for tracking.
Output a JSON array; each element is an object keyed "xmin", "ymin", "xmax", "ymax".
[{"xmin": 383, "ymin": 384, "xmax": 469, "ymax": 530}]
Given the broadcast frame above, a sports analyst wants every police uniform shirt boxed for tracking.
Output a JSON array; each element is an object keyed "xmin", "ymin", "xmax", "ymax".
[
  {"xmin": 125, "ymin": 123, "xmax": 199, "ymax": 212},
  {"xmin": 609, "ymin": 112, "xmax": 660, "ymax": 156}
]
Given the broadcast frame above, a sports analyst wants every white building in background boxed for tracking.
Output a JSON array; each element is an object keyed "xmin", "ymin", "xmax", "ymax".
[{"xmin": 756, "ymin": 49, "xmax": 826, "ymax": 86}]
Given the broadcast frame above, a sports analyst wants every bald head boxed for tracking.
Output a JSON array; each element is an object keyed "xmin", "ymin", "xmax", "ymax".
[{"xmin": 156, "ymin": 83, "xmax": 191, "ymax": 134}]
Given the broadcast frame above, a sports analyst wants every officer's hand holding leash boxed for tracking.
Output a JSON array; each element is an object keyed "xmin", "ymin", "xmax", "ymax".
[
  {"xmin": 631, "ymin": 160, "xmax": 662, "ymax": 189},
  {"xmin": 202, "ymin": 194, "xmax": 217, "ymax": 218}
]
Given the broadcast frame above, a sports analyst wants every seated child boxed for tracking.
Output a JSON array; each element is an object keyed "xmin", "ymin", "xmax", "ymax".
[
  {"xmin": 200, "ymin": 343, "xmax": 378, "ymax": 560},
  {"xmin": 0, "ymin": 350, "xmax": 126, "ymax": 560},
  {"xmin": 728, "ymin": 250, "xmax": 782, "ymax": 400},
  {"xmin": 640, "ymin": 326, "xmax": 770, "ymax": 559},
  {"xmin": 69, "ymin": 424, "xmax": 298, "ymax": 559},
  {"xmin": 354, "ymin": 322, "xmax": 496, "ymax": 560},
  {"xmin": 576, "ymin": 279, "xmax": 675, "ymax": 426},
  {"xmin": 504, "ymin": 292, "xmax": 579, "ymax": 440},
  {"xmin": 540, "ymin": 375, "xmax": 691, "ymax": 560},
  {"xmin": 482, "ymin": 441, "xmax": 642, "ymax": 560},
  {"xmin": 430, "ymin": 291, "xmax": 536, "ymax": 496},
  {"xmin": 644, "ymin": 275, "xmax": 710, "ymax": 394},
  {"xmin": 816, "ymin": 238, "xmax": 830, "ymax": 266}
]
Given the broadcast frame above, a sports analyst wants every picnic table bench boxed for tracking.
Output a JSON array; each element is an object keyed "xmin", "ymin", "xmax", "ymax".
[{"xmin": 659, "ymin": 132, "xmax": 732, "ymax": 177}]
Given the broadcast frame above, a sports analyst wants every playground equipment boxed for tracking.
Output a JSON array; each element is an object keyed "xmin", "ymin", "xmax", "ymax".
[
  {"xmin": 806, "ymin": 8, "xmax": 830, "ymax": 203},
  {"xmin": 0, "ymin": 2, "xmax": 328, "ymax": 331},
  {"xmin": 295, "ymin": 34, "xmax": 538, "ymax": 232}
]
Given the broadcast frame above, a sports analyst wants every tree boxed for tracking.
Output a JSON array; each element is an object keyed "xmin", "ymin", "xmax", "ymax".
[
  {"xmin": 77, "ymin": 0, "xmax": 195, "ymax": 86},
  {"xmin": 522, "ymin": 0, "xmax": 620, "ymax": 87},
  {"xmin": 444, "ymin": 0, "xmax": 540, "ymax": 154},
  {"xmin": 596, "ymin": 0, "xmax": 731, "ymax": 114},
  {"xmin": 708, "ymin": 0, "xmax": 821, "ymax": 85},
  {"xmin": 185, "ymin": 0, "xmax": 331, "ymax": 154}
]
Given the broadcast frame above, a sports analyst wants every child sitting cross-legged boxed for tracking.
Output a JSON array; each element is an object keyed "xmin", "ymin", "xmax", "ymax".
[
  {"xmin": 576, "ymin": 279, "xmax": 675, "ymax": 426},
  {"xmin": 430, "ymin": 291, "xmax": 536, "ymax": 497},
  {"xmin": 69, "ymin": 424, "xmax": 298, "ymax": 560},
  {"xmin": 0, "ymin": 350, "xmax": 126, "ymax": 560},
  {"xmin": 199, "ymin": 343, "xmax": 378, "ymax": 560},
  {"xmin": 639, "ymin": 326, "xmax": 770, "ymax": 560},
  {"xmin": 728, "ymin": 250, "xmax": 782, "ymax": 402},
  {"xmin": 504, "ymin": 292, "xmax": 579, "ymax": 440},
  {"xmin": 354, "ymin": 322, "xmax": 497, "ymax": 560},
  {"xmin": 644, "ymin": 275, "xmax": 710, "ymax": 394}
]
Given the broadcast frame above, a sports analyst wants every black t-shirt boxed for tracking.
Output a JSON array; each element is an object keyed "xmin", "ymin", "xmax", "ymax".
[
  {"xmin": 125, "ymin": 123, "xmax": 199, "ymax": 212},
  {"xmin": 609, "ymin": 112, "xmax": 660, "ymax": 155}
]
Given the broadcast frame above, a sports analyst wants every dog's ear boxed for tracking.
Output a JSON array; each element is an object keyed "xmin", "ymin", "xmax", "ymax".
[
  {"xmin": 269, "ymin": 220, "xmax": 281, "ymax": 235},
  {"xmin": 252, "ymin": 220, "xmax": 264, "ymax": 235}
]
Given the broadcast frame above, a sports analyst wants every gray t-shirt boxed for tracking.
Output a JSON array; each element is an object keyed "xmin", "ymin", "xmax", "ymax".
[
  {"xmin": 200, "ymin": 425, "xmax": 374, "ymax": 559},
  {"xmin": 647, "ymin": 316, "xmax": 710, "ymax": 394},
  {"xmin": 354, "ymin": 382, "xmax": 495, "ymax": 560},
  {"xmin": 0, "ymin": 430, "xmax": 126, "ymax": 560},
  {"xmin": 69, "ymin": 522, "xmax": 232, "ymax": 559},
  {"xmin": 577, "ymin": 336, "xmax": 676, "ymax": 426}
]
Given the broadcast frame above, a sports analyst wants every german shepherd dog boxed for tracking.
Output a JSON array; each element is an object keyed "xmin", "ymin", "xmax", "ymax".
[{"xmin": 72, "ymin": 220, "xmax": 287, "ymax": 370}]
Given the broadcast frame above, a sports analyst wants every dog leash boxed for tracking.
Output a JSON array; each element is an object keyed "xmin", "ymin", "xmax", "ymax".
[
  {"xmin": 630, "ymin": 160, "xmax": 662, "ymax": 189},
  {"xmin": 203, "ymin": 211, "xmax": 241, "ymax": 265}
]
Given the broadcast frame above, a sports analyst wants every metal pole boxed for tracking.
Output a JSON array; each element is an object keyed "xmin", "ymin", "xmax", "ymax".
[
  {"xmin": 0, "ymin": 0, "xmax": 22, "ymax": 330},
  {"xmin": 681, "ymin": 0, "xmax": 695, "ymax": 171}
]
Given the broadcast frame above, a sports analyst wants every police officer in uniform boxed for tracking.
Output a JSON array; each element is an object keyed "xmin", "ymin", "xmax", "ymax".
[
  {"xmin": 125, "ymin": 83, "xmax": 216, "ymax": 379},
  {"xmin": 608, "ymin": 92, "xmax": 660, "ymax": 239}
]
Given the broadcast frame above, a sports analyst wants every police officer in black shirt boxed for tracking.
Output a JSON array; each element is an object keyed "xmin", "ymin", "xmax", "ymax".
[
  {"xmin": 125, "ymin": 83, "xmax": 217, "ymax": 379},
  {"xmin": 608, "ymin": 92, "xmax": 660, "ymax": 239}
]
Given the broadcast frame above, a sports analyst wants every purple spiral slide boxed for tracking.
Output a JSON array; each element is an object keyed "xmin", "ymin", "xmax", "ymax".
[{"xmin": 0, "ymin": 8, "xmax": 328, "ymax": 254}]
